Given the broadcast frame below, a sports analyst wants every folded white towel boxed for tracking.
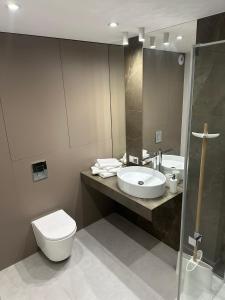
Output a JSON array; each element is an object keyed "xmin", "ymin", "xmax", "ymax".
[
  {"xmin": 96, "ymin": 158, "xmax": 122, "ymax": 169},
  {"xmin": 99, "ymin": 171, "xmax": 117, "ymax": 178},
  {"xmin": 91, "ymin": 166, "xmax": 121, "ymax": 175}
]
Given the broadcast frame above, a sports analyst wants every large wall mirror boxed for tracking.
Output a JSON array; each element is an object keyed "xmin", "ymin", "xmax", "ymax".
[
  {"xmin": 142, "ymin": 21, "xmax": 197, "ymax": 158},
  {"xmin": 112, "ymin": 20, "xmax": 197, "ymax": 164}
]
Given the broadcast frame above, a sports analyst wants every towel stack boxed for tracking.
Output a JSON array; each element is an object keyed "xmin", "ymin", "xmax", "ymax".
[{"xmin": 91, "ymin": 158, "xmax": 122, "ymax": 178}]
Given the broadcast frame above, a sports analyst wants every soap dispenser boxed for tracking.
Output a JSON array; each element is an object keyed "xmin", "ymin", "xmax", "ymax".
[{"xmin": 169, "ymin": 174, "xmax": 178, "ymax": 194}]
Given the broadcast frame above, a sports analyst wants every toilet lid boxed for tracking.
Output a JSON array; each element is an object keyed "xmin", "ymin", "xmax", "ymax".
[{"xmin": 32, "ymin": 210, "xmax": 77, "ymax": 241}]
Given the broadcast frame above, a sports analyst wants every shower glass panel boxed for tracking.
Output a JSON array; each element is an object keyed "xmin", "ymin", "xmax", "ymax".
[{"xmin": 178, "ymin": 40, "xmax": 225, "ymax": 299}]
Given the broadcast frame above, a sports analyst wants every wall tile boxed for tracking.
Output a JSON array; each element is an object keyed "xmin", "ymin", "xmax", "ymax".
[
  {"xmin": 108, "ymin": 45, "xmax": 126, "ymax": 158},
  {"xmin": 0, "ymin": 103, "xmax": 25, "ymax": 270},
  {"xmin": 126, "ymin": 110, "xmax": 142, "ymax": 140},
  {"xmin": 0, "ymin": 33, "xmax": 69, "ymax": 160},
  {"xmin": 184, "ymin": 39, "xmax": 225, "ymax": 267},
  {"xmin": 0, "ymin": 34, "xmax": 115, "ymax": 271},
  {"xmin": 124, "ymin": 37, "xmax": 143, "ymax": 163},
  {"xmin": 143, "ymin": 49, "xmax": 184, "ymax": 154},
  {"xmin": 60, "ymin": 40, "xmax": 112, "ymax": 148},
  {"xmin": 196, "ymin": 12, "xmax": 225, "ymax": 44}
]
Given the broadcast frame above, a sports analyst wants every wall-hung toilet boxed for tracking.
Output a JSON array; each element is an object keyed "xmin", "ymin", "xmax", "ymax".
[{"xmin": 32, "ymin": 209, "xmax": 77, "ymax": 262}]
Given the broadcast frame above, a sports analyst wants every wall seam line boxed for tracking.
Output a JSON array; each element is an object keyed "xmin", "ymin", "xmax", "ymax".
[
  {"xmin": 58, "ymin": 39, "xmax": 72, "ymax": 148},
  {"xmin": 0, "ymin": 97, "xmax": 14, "ymax": 160},
  {"xmin": 107, "ymin": 45, "xmax": 114, "ymax": 157}
]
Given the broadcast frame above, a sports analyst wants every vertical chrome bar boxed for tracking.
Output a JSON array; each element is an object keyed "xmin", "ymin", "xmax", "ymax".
[{"xmin": 177, "ymin": 44, "xmax": 196, "ymax": 300}]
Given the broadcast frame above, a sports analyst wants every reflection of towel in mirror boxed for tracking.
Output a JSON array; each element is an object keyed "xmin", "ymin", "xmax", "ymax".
[{"xmin": 120, "ymin": 149, "xmax": 150, "ymax": 164}]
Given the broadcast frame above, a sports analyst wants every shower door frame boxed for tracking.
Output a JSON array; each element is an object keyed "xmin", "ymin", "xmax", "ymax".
[{"xmin": 177, "ymin": 39, "xmax": 225, "ymax": 300}]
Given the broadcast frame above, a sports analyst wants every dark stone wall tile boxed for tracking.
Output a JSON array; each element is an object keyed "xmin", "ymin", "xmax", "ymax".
[
  {"xmin": 197, "ymin": 12, "xmax": 225, "ymax": 44},
  {"xmin": 126, "ymin": 110, "xmax": 142, "ymax": 140},
  {"xmin": 124, "ymin": 36, "xmax": 143, "ymax": 164},
  {"xmin": 126, "ymin": 137, "xmax": 142, "ymax": 161},
  {"xmin": 143, "ymin": 49, "xmax": 184, "ymax": 153},
  {"xmin": 115, "ymin": 193, "xmax": 182, "ymax": 251},
  {"xmin": 184, "ymin": 41, "xmax": 225, "ymax": 267},
  {"xmin": 124, "ymin": 37, "xmax": 143, "ymax": 112}
]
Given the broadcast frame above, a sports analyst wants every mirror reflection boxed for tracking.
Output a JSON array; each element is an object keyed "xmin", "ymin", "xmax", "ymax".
[{"xmin": 142, "ymin": 21, "xmax": 197, "ymax": 160}]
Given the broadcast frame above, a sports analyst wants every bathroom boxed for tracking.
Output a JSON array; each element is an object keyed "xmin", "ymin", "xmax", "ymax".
[{"xmin": 0, "ymin": 1, "xmax": 225, "ymax": 299}]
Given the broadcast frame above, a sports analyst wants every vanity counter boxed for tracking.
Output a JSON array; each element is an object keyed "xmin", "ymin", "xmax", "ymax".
[{"xmin": 81, "ymin": 169, "xmax": 183, "ymax": 222}]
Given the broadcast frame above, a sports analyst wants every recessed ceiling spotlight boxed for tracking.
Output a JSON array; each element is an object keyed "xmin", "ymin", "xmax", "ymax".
[
  {"xmin": 108, "ymin": 22, "xmax": 118, "ymax": 28},
  {"xmin": 150, "ymin": 36, "xmax": 156, "ymax": 49},
  {"xmin": 138, "ymin": 27, "xmax": 145, "ymax": 42},
  {"xmin": 163, "ymin": 32, "xmax": 170, "ymax": 46},
  {"xmin": 122, "ymin": 32, "xmax": 129, "ymax": 46},
  {"xmin": 176, "ymin": 35, "xmax": 183, "ymax": 40},
  {"xmin": 7, "ymin": 2, "xmax": 20, "ymax": 11}
]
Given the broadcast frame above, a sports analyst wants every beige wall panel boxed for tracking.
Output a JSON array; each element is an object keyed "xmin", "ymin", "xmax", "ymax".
[
  {"xmin": 10, "ymin": 138, "xmax": 113, "ymax": 265},
  {"xmin": 0, "ymin": 103, "xmax": 24, "ymax": 270},
  {"xmin": 69, "ymin": 138, "xmax": 114, "ymax": 229},
  {"xmin": 0, "ymin": 33, "xmax": 69, "ymax": 160},
  {"xmin": 0, "ymin": 34, "xmax": 115, "ymax": 271},
  {"xmin": 60, "ymin": 40, "xmax": 112, "ymax": 148},
  {"xmin": 108, "ymin": 45, "xmax": 126, "ymax": 158}
]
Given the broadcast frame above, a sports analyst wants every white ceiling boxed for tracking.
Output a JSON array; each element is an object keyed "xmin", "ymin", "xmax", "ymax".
[{"xmin": 0, "ymin": 0, "xmax": 225, "ymax": 44}]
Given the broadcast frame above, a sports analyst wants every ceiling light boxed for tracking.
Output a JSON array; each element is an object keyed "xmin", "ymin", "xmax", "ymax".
[
  {"xmin": 122, "ymin": 32, "xmax": 129, "ymax": 46},
  {"xmin": 138, "ymin": 27, "xmax": 145, "ymax": 42},
  {"xmin": 7, "ymin": 2, "xmax": 20, "ymax": 11},
  {"xmin": 163, "ymin": 32, "xmax": 170, "ymax": 46},
  {"xmin": 150, "ymin": 36, "xmax": 156, "ymax": 49},
  {"xmin": 176, "ymin": 35, "xmax": 183, "ymax": 40},
  {"xmin": 108, "ymin": 22, "xmax": 118, "ymax": 28}
]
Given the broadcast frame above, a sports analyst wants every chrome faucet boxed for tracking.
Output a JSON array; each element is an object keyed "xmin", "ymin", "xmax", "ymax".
[
  {"xmin": 157, "ymin": 149, "xmax": 162, "ymax": 171},
  {"xmin": 152, "ymin": 148, "xmax": 173, "ymax": 171}
]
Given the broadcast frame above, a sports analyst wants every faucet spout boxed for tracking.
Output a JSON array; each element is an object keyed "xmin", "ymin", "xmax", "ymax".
[{"xmin": 157, "ymin": 149, "xmax": 162, "ymax": 172}]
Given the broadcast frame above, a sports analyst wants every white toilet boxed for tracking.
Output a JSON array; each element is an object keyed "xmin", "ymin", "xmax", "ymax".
[{"xmin": 32, "ymin": 209, "xmax": 77, "ymax": 262}]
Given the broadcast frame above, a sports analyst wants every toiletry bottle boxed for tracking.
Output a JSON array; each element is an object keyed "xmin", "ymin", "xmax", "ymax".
[
  {"xmin": 172, "ymin": 170, "xmax": 180, "ymax": 183},
  {"xmin": 169, "ymin": 174, "xmax": 178, "ymax": 194}
]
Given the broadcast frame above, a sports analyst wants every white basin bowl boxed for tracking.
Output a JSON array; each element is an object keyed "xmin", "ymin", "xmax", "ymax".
[
  {"xmin": 117, "ymin": 166, "xmax": 166, "ymax": 199},
  {"xmin": 161, "ymin": 155, "xmax": 185, "ymax": 180}
]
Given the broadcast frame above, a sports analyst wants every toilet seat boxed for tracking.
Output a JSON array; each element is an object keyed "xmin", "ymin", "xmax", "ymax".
[{"xmin": 32, "ymin": 209, "xmax": 77, "ymax": 241}]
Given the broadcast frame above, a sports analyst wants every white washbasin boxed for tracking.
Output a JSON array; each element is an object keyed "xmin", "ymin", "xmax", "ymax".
[
  {"xmin": 161, "ymin": 155, "xmax": 185, "ymax": 179},
  {"xmin": 117, "ymin": 166, "xmax": 166, "ymax": 199}
]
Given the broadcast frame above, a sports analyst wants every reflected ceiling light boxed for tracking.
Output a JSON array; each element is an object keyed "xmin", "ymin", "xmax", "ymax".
[
  {"xmin": 7, "ymin": 2, "xmax": 20, "ymax": 11},
  {"xmin": 149, "ymin": 36, "xmax": 156, "ymax": 49},
  {"xmin": 122, "ymin": 32, "xmax": 129, "ymax": 46},
  {"xmin": 138, "ymin": 27, "xmax": 145, "ymax": 42},
  {"xmin": 176, "ymin": 35, "xmax": 183, "ymax": 40},
  {"xmin": 163, "ymin": 32, "xmax": 170, "ymax": 46},
  {"xmin": 108, "ymin": 22, "xmax": 118, "ymax": 28}
]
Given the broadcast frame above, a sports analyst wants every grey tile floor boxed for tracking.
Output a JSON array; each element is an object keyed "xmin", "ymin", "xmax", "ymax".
[{"xmin": 0, "ymin": 213, "xmax": 179, "ymax": 300}]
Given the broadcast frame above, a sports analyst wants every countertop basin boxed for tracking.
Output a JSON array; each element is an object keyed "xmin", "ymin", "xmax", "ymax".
[
  {"xmin": 117, "ymin": 166, "xmax": 166, "ymax": 199},
  {"xmin": 161, "ymin": 155, "xmax": 185, "ymax": 179}
]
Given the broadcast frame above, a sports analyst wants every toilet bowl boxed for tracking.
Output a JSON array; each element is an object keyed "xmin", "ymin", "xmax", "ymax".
[{"xmin": 32, "ymin": 209, "xmax": 77, "ymax": 262}]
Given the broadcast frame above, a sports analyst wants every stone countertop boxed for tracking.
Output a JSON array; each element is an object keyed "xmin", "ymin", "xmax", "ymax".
[{"xmin": 81, "ymin": 169, "xmax": 183, "ymax": 222}]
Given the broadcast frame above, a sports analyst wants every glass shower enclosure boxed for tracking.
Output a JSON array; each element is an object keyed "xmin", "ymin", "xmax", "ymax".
[{"xmin": 178, "ymin": 40, "xmax": 225, "ymax": 299}]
